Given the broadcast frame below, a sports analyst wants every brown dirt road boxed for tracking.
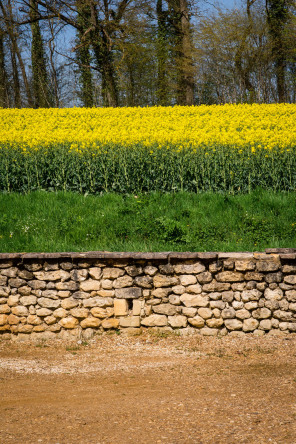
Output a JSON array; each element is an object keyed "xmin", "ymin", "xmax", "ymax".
[{"xmin": 0, "ymin": 332, "xmax": 296, "ymax": 444}]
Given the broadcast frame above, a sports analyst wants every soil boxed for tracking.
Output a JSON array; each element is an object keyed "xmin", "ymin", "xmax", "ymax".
[{"xmin": 0, "ymin": 332, "xmax": 296, "ymax": 444}]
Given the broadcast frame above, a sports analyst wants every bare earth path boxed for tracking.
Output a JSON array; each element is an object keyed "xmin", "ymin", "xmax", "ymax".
[{"xmin": 0, "ymin": 333, "xmax": 296, "ymax": 444}]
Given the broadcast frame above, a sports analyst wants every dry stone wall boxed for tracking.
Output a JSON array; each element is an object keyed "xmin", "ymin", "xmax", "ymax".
[{"xmin": 0, "ymin": 249, "xmax": 296, "ymax": 340}]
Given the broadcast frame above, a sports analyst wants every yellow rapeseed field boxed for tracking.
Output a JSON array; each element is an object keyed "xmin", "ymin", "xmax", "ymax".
[{"xmin": 1, "ymin": 103, "xmax": 296, "ymax": 150}]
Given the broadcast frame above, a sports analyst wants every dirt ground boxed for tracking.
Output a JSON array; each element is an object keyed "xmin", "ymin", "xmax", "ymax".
[{"xmin": 0, "ymin": 331, "xmax": 296, "ymax": 444}]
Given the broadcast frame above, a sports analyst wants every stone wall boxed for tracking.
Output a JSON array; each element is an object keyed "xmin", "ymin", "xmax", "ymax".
[{"xmin": 0, "ymin": 249, "xmax": 296, "ymax": 340}]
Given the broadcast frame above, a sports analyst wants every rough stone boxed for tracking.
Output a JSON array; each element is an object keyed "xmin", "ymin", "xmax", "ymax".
[
  {"xmin": 36, "ymin": 308, "xmax": 52, "ymax": 317},
  {"xmin": 168, "ymin": 315, "xmax": 187, "ymax": 328},
  {"xmin": 252, "ymin": 308, "xmax": 271, "ymax": 319},
  {"xmin": 59, "ymin": 317, "xmax": 79, "ymax": 329},
  {"xmin": 34, "ymin": 270, "xmax": 70, "ymax": 282},
  {"xmin": 203, "ymin": 281, "xmax": 231, "ymax": 292},
  {"xmin": 200, "ymin": 327, "xmax": 218, "ymax": 336},
  {"xmin": 119, "ymin": 316, "xmax": 141, "ymax": 328},
  {"xmin": 284, "ymin": 275, "xmax": 296, "ymax": 285},
  {"xmin": 20, "ymin": 296, "xmax": 37, "ymax": 306},
  {"xmin": 236, "ymin": 309, "xmax": 251, "ymax": 320},
  {"xmin": 242, "ymin": 318, "xmax": 259, "ymax": 332},
  {"xmin": 70, "ymin": 308, "xmax": 89, "ymax": 318},
  {"xmin": 56, "ymin": 281, "xmax": 78, "ymax": 291},
  {"xmin": 134, "ymin": 276, "xmax": 153, "ymax": 288},
  {"xmin": 83, "ymin": 297, "xmax": 113, "ymax": 308},
  {"xmin": 80, "ymin": 317, "xmax": 101, "ymax": 328},
  {"xmin": 235, "ymin": 260, "xmax": 256, "ymax": 271},
  {"xmin": 286, "ymin": 290, "xmax": 296, "ymax": 302},
  {"xmin": 224, "ymin": 319, "xmax": 243, "ymax": 330},
  {"xmin": 0, "ymin": 314, "xmax": 8, "ymax": 325},
  {"xmin": 103, "ymin": 268, "xmax": 125, "ymax": 279},
  {"xmin": 264, "ymin": 288, "xmax": 283, "ymax": 301},
  {"xmin": 153, "ymin": 304, "xmax": 177, "ymax": 316},
  {"xmin": 259, "ymin": 319, "xmax": 272, "ymax": 330},
  {"xmin": 188, "ymin": 316, "xmax": 205, "ymax": 328},
  {"xmin": 168, "ymin": 294, "xmax": 181, "ymax": 305},
  {"xmin": 115, "ymin": 287, "xmax": 142, "ymax": 299},
  {"xmin": 180, "ymin": 293, "xmax": 209, "ymax": 307},
  {"xmin": 179, "ymin": 275, "xmax": 197, "ymax": 286},
  {"xmin": 221, "ymin": 291, "xmax": 234, "ymax": 303},
  {"xmin": 11, "ymin": 306, "xmax": 28, "ymax": 316},
  {"xmin": 273, "ymin": 310, "xmax": 293, "ymax": 321},
  {"xmin": 206, "ymin": 318, "xmax": 224, "ymax": 328},
  {"xmin": 80, "ymin": 279, "xmax": 101, "ymax": 292},
  {"xmin": 174, "ymin": 263, "xmax": 205, "ymax": 274},
  {"xmin": 143, "ymin": 266, "xmax": 158, "ymax": 276},
  {"xmin": 153, "ymin": 275, "xmax": 178, "ymax": 288},
  {"xmin": 114, "ymin": 299, "xmax": 129, "ymax": 316},
  {"xmin": 102, "ymin": 318, "xmax": 120, "ymax": 329},
  {"xmin": 182, "ymin": 307, "xmax": 197, "ymax": 317},
  {"xmin": 196, "ymin": 272, "xmax": 212, "ymax": 284},
  {"xmin": 216, "ymin": 271, "xmax": 244, "ymax": 282},
  {"xmin": 186, "ymin": 284, "xmax": 202, "ymax": 294},
  {"xmin": 245, "ymin": 272, "xmax": 264, "ymax": 281},
  {"xmin": 141, "ymin": 314, "xmax": 167, "ymax": 327},
  {"xmin": 256, "ymin": 260, "xmax": 280, "ymax": 272}
]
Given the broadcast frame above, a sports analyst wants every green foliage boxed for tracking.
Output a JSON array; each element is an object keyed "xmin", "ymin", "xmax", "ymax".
[
  {"xmin": 0, "ymin": 190, "xmax": 295, "ymax": 252},
  {"xmin": 0, "ymin": 143, "xmax": 295, "ymax": 194}
]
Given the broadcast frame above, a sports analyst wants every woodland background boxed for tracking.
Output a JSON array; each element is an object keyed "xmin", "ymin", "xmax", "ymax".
[{"xmin": 0, "ymin": 0, "xmax": 295, "ymax": 109}]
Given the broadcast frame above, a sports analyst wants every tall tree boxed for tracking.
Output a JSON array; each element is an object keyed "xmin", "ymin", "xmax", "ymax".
[
  {"xmin": 266, "ymin": 0, "xmax": 291, "ymax": 102},
  {"xmin": 0, "ymin": 26, "xmax": 9, "ymax": 106},
  {"xmin": 29, "ymin": 0, "xmax": 52, "ymax": 107},
  {"xmin": 169, "ymin": 0, "xmax": 194, "ymax": 105}
]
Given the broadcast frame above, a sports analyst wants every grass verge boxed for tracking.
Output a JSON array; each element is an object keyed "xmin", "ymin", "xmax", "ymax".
[{"xmin": 0, "ymin": 190, "xmax": 295, "ymax": 252}]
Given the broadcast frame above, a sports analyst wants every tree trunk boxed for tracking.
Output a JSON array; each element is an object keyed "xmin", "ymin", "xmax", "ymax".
[
  {"xmin": 266, "ymin": 0, "xmax": 290, "ymax": 102},
  {"xmin": 30, "ymin": 0, "xmax": 52, "ymax": 107},
  {"xmin": 0, "ymin": 30, "xmax": 9, "ymax": 107},
  {"xmin": 156, "ymin": 0, "xmax": 169, "ymax": 105}
]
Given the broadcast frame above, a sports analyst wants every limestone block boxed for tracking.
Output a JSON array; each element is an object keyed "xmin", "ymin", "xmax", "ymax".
[
  {"xmin": 279, "ymin": 322, "xmax": 289, "ymax": 331},
  {"xmin": 264, "ymin": 288, "xmax": 283, "ymax": 301},
  {"xmin": 159, "ymin": 264, "xmax": 174, "ymax": 275},
  {"xmin": 88, "ymin": 267, "xmax": 102, "ymax": 280},
  {"xmin": 282, "ymin": 265, "xmax": 296, "ymax": 273},
  {"xmin": 245, "ymin": 272, "xmax": 264, "ymax": 281},
  {"xmin": 44, "ymin": 315, "xmax": 56, "ymax": 325},
  {"xmin": 153, "ymin": 304, "xmax": 177, "ymax": 316},
  {"xmin": 27, "ymin": 315, "xmax": 42, "ymax": 325},
  {"xmin": 172, "ymin": 285, "xmax": 185, "ymax": 295},
  {"xmin": 200, "ymin": 327, "xmax": 218, "ymax": 336},
  {"xmin": 216, "ymin": 271, "xmax": 244, "ymax": 282},
  {"xmin": 9, "ymin": 278, "xmax": 26, "ymax": 288},
  {"xmin": 256, "ymin": 260, "xmax": 280, "ymax": 272},
  {"xmin": 101, "ymin": 279, "xmax": 113, "ymax": 289},
  {"xmin": 284, "ymin": 275, "xmax": 296, "ymax": 285},
  {"xmin": 1, "ymin": 268, "xmax": 18, "ymax": 278},
  {"xmin": 206, "ymin": 318, "xmax": 223, "ymax": 328},
  {"xmin": 134, "ymin": 276, "xmax": 153, "ymax": 288},
  {"xmin": 241, "ymin": 289, "xmax": 261, "ymax": 302},
  {"xmin": 34, "ymin": 270, "xmax": 70, "ymax": 282},
  {"xmin": 96, "ymin": 290, "xmax": 115, "ymax": 297},
  {"xmin": 245, "ymin": 301, "xmax": 258, "ymax": 310},
  {"xmin": 203, "ymin": 281, "xmax": 231, "ymax": 292},
  {"xmin": 33, "ymin": 325, "xmax": 46, "ymax": 332},
  {"xmin": 132, "ymin": 300, "xmax": 144, "ymax": 316},
  {"xmin": 18, "ymin": 324, "xmax": 33, "ymax": 333},
  {"xmin": 11, "ymin": 306, "xmax": 29, "ymax": 316},
  {"xmin": 197, "ymin": 307, "xmax": 212, "ymax": 320},
  {"xmin": 224, "ymin": 319, "xmax": 243, "ymax": 330},
  {"xmin": 188, "ymin": 316, "xmax": 205, "ymax": 328},
  {"xmin": 119, "ymin": 316, "xmax": 141, "ymax": 328},
  {"xmin": 153, "ymin": 275, "xmax": 178, "ymax": 288},
  {"xmin": 56, "ymin": 281, "xmax": 78, "ymax": 291},
  {"xmin": 182, "ymin": 307, "xmax": 197, "ymax": 317},
  {"xmin": 212, "ymin": 308, "xmax": 221, "ymax": 318},
  {"xmin": 125, "ymin": 266, "xmax": 143, "ymax": 277},
  {"xmin": 0, "ymin": 314, "xmax": 8, "ymax": 325},
  {"xmin": 208, "ymin": 292, "xmax": 222, "ymax": 300},
  {"xmin": 288, "ymin": 323, "xmax": 296, "ymax": 332},
  {"xmin": 0, "ymin": 304, "xmax": 10, "ymax": 314},
  {"xmin": 221, "ymin": 308, "xmax": 236, "ymax": 319},
  {"xmin": 186, "ymin": 284, "xmax": 202, "ymax": 294},
  {"xmin": 259, "ymin": 319, "xmax": 272, "ymax": 330},
  {"xmin": 20, "ymin": 296, "xmax": 37, "ymax": 306},
  {"xmin": 114, "ymin": 299, "xmax": 129, "ymax": 316},
  {"xmin": 232, "ymin": 283, "xmax": 246, "ymax": 291},
  {"xmin": 286, "ymin": 290, "xmax": 296, "ymax": 302},
  {"xmin": 169, "ymin": 294, "xmax": 181, "ymax": 305},
  {"xmin": 143, "ymin": 266, "xmax": 158, "ymax": 276},
  {"xmin": 0, "ymin": 287, "xmax": 10, "ymax": 297},
  {"xmin": 115, "ymin": 287, "xmax": 142, "ymax": 299},
  {"xmin": 36, "ymin": 308, "xmax": 52, "ymax": 317},
  {"xmin": 53, "ymin": 308, "xmax": 67, "ymax": 318},
  {"xmin": 168, "ymin": 315, "xmax": 187, "ymax": 328},
  {"xmin": 151, "ymin": 288, "xmax": 171, "ymax": 298},
  {"xmin": 83, "ymin": 297, "xmax": 114, "ymax": 308},
  {"xmin": 180, "ymin": 293, "xmax": 209, "ymax": 308},
  {"xmin": 196, "ymin": 272, "xmax": 212, "ymax": 284},
  {"xmin": 289, "ymin": 303, "xmax": 296, "ymax": 311},
  {"xmin": 141, "ymin": 314, "xmax": 167, "ymax": 327},
  {"xmin": 221, "ymin": 291, "xmax": 234, "ymax": 302},
  {"xmin": 273, "ymin": 310, "xmax": 293, "ymax": 321},
  {"xmin": 103, "ymin": 268, "xmax": 125, "ymax": 279},
  {"xmin": 174, "ymin": 263, "xmax": 205, "ymax": 274},
  {"xmin": 7, "ymin": 296, "xmax": 19, "ymax": 307},
  {"xmin": 80, "ymin": 279, "xmax": 101, "ymax": 292},
  {"xmin": 101, "ymin": 318, "xmax": 119, "ymax": 329},
  {"xmin": 113, "ymin": 275, "xmax": 134, "ymax": 289},
  {"xmin": 7, "ymin": 314, "xmax": 20, "ymax": 326},
  {"xmin": 57, "ymin": 291, "xmax": 71, "ymax": 298},
  {"xmin": 235, "ymin": 260, "xmax": 256, "ymax": 271},
  {"xmin": 235, "ymin": 309, "xmax": 251, "ymax": 320},
  {"xmin": 59, "ymin": 317, "xmax": 79, "ymax": 329},
  {"xmin": 70, "ymin": 308, "xmax": 89, "ymax": 318},
  {"xmin": 91, "ymin": 307, "xmax": 114, "ymax": 318},
  {"xmin": 232, "ymin": 301, "xmax": 244, "ymax": 309},
  {"xmin": 81, "ymin": 317, "xmax": 101, "ymax": 328},
  {"xmin": 279, "ymin": 300, "xmax": 289, "ymax": 311},
  {"xmin": 179, "ymin": 275, "xmax": 197, "ymax": 286}
]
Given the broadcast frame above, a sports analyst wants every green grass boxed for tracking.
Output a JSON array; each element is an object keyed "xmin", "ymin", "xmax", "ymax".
[{"xmin": 0, "ymin": 190, "xmax": 295, "ymax": 252}]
